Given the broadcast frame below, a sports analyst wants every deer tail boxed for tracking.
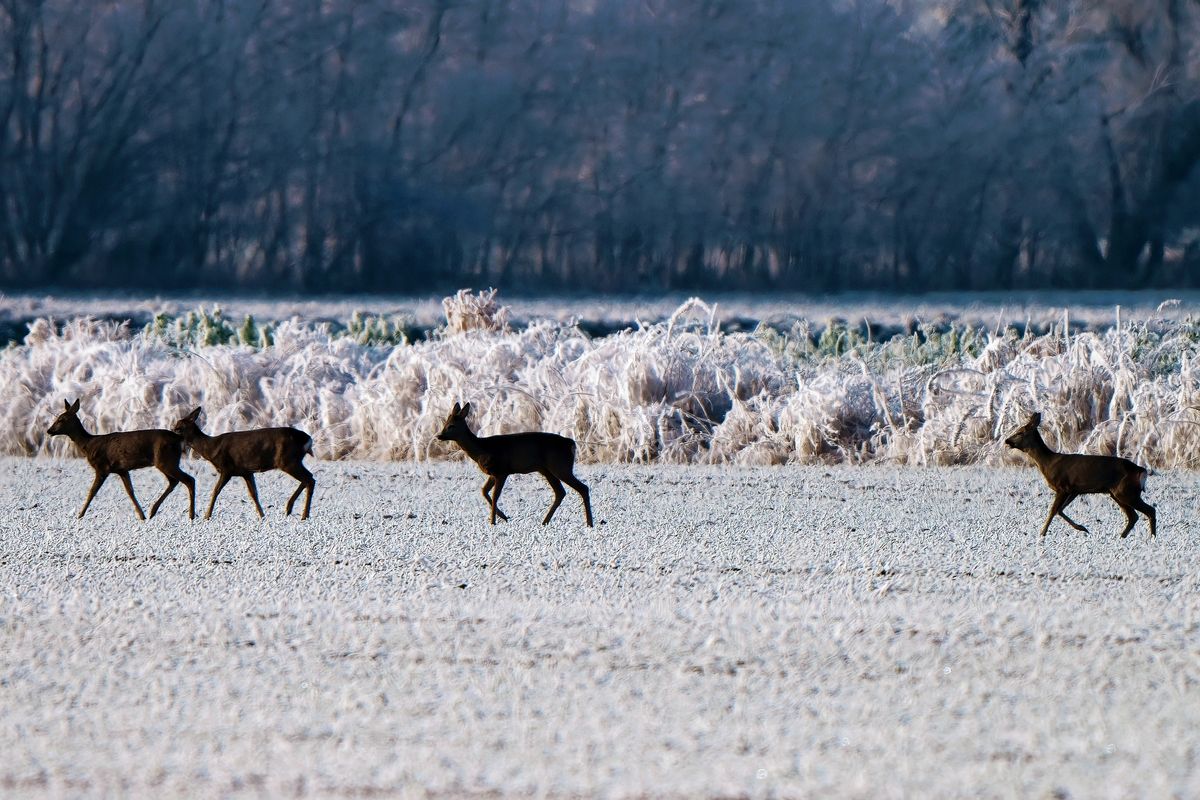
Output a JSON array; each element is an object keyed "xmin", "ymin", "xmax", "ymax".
[
  {"xmin": 1139, "ymin": 467, "xmax": 1148, "ymax": 490},
  {"xmin": 305, "ymin": 435, "xmax": 315, "ymax": 456}
]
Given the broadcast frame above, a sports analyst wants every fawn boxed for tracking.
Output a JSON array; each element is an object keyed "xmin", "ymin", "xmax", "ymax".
[
  {"xmin": 172, "ymin": 407, "xmax": 316, "ymax": 520},
  {"xmin": 1005, "ymin": 412, "xmax": 1155, "ymax": 538},
  {"xmin": 46, "ymin": 398, "xmax": 196, "ymax": 520},
  {"xmin": 437, "ymin": 402, "xmax": 594, "ymax": 526}
]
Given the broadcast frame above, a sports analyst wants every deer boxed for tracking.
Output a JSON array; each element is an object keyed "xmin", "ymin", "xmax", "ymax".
[
  {"xmin": 46, "ymin": 398, "xmax": 196, "ymax": 520},
  {"xmin": 436, "ymin": 402, "xmax": 593, "ymax": 527},
  {"xmin": 172, "ymin": 407, "xmax": 316, "ymax": 520},
  {"xmin": 1004, "ymin": 412, "xmax": 1155, "ymax": 539}
]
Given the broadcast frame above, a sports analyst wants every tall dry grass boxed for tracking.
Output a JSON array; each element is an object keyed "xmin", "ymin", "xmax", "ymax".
[{"xmin": 6, "ymin": 290, "xmax": 1199, "ymax": 468}]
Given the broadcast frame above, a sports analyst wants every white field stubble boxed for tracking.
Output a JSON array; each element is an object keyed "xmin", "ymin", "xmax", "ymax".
[{"xmin": 1, "ymin": 457, "xmax": 1198, "ymax": 798}]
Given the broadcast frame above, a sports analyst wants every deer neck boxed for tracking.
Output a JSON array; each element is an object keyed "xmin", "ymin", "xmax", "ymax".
[
  {"xmin": 1022, "ymin": 432, "xmax": 1060, "ymax": 473},
  {"xmin": 453, "ymin": 428, "xmax": 490, "ymax": 464},
  {"xmin": 63, "ymin": 420, "xmax": 95, "ymax": 451},
  {"xmin": 184, "ymin": 429, "xmax": 217, "ymax": 458}
]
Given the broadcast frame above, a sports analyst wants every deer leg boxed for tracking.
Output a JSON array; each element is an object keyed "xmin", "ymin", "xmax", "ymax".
[
  {"xmin": 481, "ymin": 477, "xmax": 509, "ymax": 522},
  {"xmin": 206, "ymin": 474, "xmax": 231, "ymax": 520},
  {"xmin": 149, "ymin": 477, "xmax": 178, "ymax": 519},
  {"xmin": 489, "ymin": 475, "xmax": 507, "ymax": 525},
  {"xmin": 301, "ymin": 476, "xmax": 314, "ymax": 520},
  {"xmin": 1039, "ymin": 492, "xmax": 1067, "ymax": 537},
  {"xmin": 1117, "ymin": 491, "xmax": 1157, "ymax": 539},
  {"xmin": 1132, "ymin": 498, "xmax": 1156, "ymax": 538},
  {"xmin": 243, "ymin": 475, "xmax": 265, "ymax": 518},
  {"xmin": 1111, "ymin": 497, "xmax": 1139, "ymax": 539},
  {"xmin": 117, "ymin": 471, "xmax": 146, "ymax": 521},
  {"xmin": 282, "ymin": 464, "xmax": 315, "ymax": 519},
  {"xmin": 1056, "ymin": 493, "xmax": 1089, "ymax": 533},
  {"xmin": 150, "ymin": 464, "xmax": 194, "ymax": 519},
  {"xmin": 561, "ymin": 473, "xmax": 593, "ymax": 528},
  {"xmin": 539, "ymin": 471, "xmax": 566, "ymax": 525},
  {"xmin": 179, "ymin": 469, "xmax": 196, "ymax": 520},
  {"xmin": 78, "ymin": 471, "xmax": 108, "ymax": 519}
]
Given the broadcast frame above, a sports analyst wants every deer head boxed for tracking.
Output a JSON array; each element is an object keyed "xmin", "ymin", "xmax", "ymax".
[
  {"xmin": 47, "ymin": 398, "xmax": 83, "ymax": 437},
  {"xmin": 172, "ymin": 407, "xmax": 204, "ymax": 440},
  {"xmin": 1004, "ymin": 412, "xmax": 1043, "ymax": 452},
  {"xmin": 436, "ymin": 402, "xmax": 473, "ymax": 442}
]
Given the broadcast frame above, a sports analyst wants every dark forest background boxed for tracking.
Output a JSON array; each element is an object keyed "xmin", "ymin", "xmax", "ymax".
[{"xmin": 1, "ymin": 0, "xmax": 1199, "ymax": 294}]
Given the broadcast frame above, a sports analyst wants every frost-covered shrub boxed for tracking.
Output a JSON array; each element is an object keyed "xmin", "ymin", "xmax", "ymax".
[{"xmin": 5, "ymin": 292, "xmax": 1200, "ymax": 468}]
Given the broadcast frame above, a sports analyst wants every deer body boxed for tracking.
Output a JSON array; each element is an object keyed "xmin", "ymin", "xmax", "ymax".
[
  {"xmin": 173, "ymin": 408, "xmax": 315, "ymax": 519},
  {"xmin": 47, "ymin": 399, "xmax": 195, "ymax": 520},
  {"xmin": 437, "ymin": 402, "xmax": 593, "ymax": 527},
  {"xmin": 1005, "ymin": 413, "xmax": 1155, "ymax": 538}
]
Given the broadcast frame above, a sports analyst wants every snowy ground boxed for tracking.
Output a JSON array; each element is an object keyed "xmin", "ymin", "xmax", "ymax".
[{"xmin": 1, "ymin": 456, "xmax": 1199, "ymax": 798}]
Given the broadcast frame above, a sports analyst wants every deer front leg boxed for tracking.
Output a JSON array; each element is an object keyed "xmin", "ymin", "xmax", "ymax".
[
  {"xmin": 1039, "ymin": 492, "xmax": 1067, "ymax": 537},
  {"xmin": 489, "ymin": 475, "xmax": 507, "ymax": 525},
  {"xmin": 78, "ymin": 471, "xmax": 108, "ymax": 519},
  {"xmin": 206, "ymin": 474, "xmax": 231, "ymax": 520},
  {"xmin": 117, "ymin": 471, "xmax": 146, "ymax": 521},
  {"xmin": 242, "ymin": 475, "xmax": 265, "ymax": 518},
  {"xmin": 481, "ymin": 477, "xmax": 509, "ymax": 522}
]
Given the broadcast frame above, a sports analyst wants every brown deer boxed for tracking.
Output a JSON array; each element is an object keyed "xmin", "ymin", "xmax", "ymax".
[
  {"xmin": 437, "ymin": 402, "xmax": 593, "ymax": 527},
  {"xmin": 46, "ymin": 398, "xmax": 196, "ymax": 520},
  {"xmin": 172, "ymin": 407, "xmax": 315, "ymax": 520},
  {"xmin": 1005, "ymin": 412, "xmax": 1155, "ymax": 538}
]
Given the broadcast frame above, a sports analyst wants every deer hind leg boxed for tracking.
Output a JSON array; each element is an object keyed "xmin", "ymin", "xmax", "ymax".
[
  {"xmin": 150, "ymin": 463, "xmax": 194, "ymax": 519},
  {"xmin": 117, "ymin": 471, "xmax": 146, "ymax": 521},
  {"xmin": 1056, "ymin": 492, "xmax": 1089, "ymax": 533},
  {"xmin": 539, "ymin": 471, "xmax": 567, "ymax": 525},
  {"xmin": 481, "ymin": 477, "xmax": 509, "ymax": 522},
  {"xmin": 488, "ymin": 475, "xmax": 507, "ymax": 525},
  {"xmin": 179, "ymin": 469, "xmax": 196, "ymax": 519},
  {"xmin": 149, "ymin": 476, "xmax": 178, "ymax": 519},
  {"xmin": 1114, "ymin": 484, "xmax": 1156, "ymax": 539},
  {"xmin": 561, "ymin": 473, "xmax": 593, "ymax": 528},
  {"xmin": 1132, "ymin": 498, "xmax": 1156, "ymax": 538},
  {"xmin": 1111, "ymin": 496, "xmax": 1139, "ymax": 539},
  {"xmin": 78, "ymin": 471, "xmax": 109, "ymax": 519},
  {"xmin": 206, "ymin": 474, "xmax": 231, "ymax": 519},
  {"xmin": 243, "ymin": 475, "xmax": 265, "ymax": 518},
  {"xmin": 282, "ymin": 464, "xmax": 314, "ymax": 520}
]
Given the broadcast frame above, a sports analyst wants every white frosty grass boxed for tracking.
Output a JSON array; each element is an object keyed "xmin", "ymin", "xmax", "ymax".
[
  {"xmin": 5, "ymin": 291, "xmax": 1200, "ymax": 469},
  {"xmin": 1, "ymin": 458, "xmax": 1198, "ymax": 797}
]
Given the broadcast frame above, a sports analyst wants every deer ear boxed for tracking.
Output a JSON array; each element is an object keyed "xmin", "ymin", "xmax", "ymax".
[
  {"xmin": 451, "ymin": 402, "xmax": 461, "ymax": 416},
  {"xmin": 1029, "ymin": 412, "xmax": 1041, "ymax": 427},
  {"xmin": 460, "ymin": 402, "xmax": 472, "ymax": 418},
  {"xmin": 68, "ymin": 398, "xmax": 80, "ymax": 413},
  {"xmin": 188, "ymin": 407, "xmax": 202, "ymax": 421}
]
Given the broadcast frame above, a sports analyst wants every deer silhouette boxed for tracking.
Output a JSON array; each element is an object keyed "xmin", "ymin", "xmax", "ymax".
[
  {"xmin": 437, "ymin": 402, "xmax": 593, "ymax": 526},
  {"xmin": 1005, "ymin": 412, "xmax": 1155, "ymax": 538},
  {"xmin": 172, "ymin": 407, "xmax": 315, "ymax": 520},
  {"xmin": 47, "ymin": 398, "xmax": 195, "ymax": 520}
]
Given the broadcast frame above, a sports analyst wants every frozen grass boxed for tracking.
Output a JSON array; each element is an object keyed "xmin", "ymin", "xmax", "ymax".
[
  {"xmin": 5, "ymin": 288, "xmax": 1200, "ymax": 333},
  {"xmin": 4, "ymin": 291, "xmax": 1200, "ymax": 470},
  {"xmin": 1, "ymin": 457, "xmax": 1198, "ymax": 797}
]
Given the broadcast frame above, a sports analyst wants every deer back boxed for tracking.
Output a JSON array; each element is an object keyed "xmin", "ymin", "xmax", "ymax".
[
  {"xmin": 201, "ymin": 428, "xmax": 312, "ymax": 474},
  {"xmin": 474, "ymin": 432, "xmax": 576, "ymax": 475},
  {"xmin": 84, "ymin": 430, "xmax": 183, "ymax": 471},
  {"xmin": 1043, "ymin": 452, "xmax": 1145, "ymax": 494}
]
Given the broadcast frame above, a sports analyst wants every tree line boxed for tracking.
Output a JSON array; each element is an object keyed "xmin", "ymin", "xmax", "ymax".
[{"xmin": 1, "ymin": 0, "xmax": 1198, "ymax": 293}]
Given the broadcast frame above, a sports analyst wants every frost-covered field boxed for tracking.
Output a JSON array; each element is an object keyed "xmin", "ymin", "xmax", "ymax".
[
  {"xmin": 5, "ymin": 289, "xmax": 1200, "ymax": 332},
  {"xmin": 2, "ymin": 457, "xmax": 1198, "ymax": 798}
]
